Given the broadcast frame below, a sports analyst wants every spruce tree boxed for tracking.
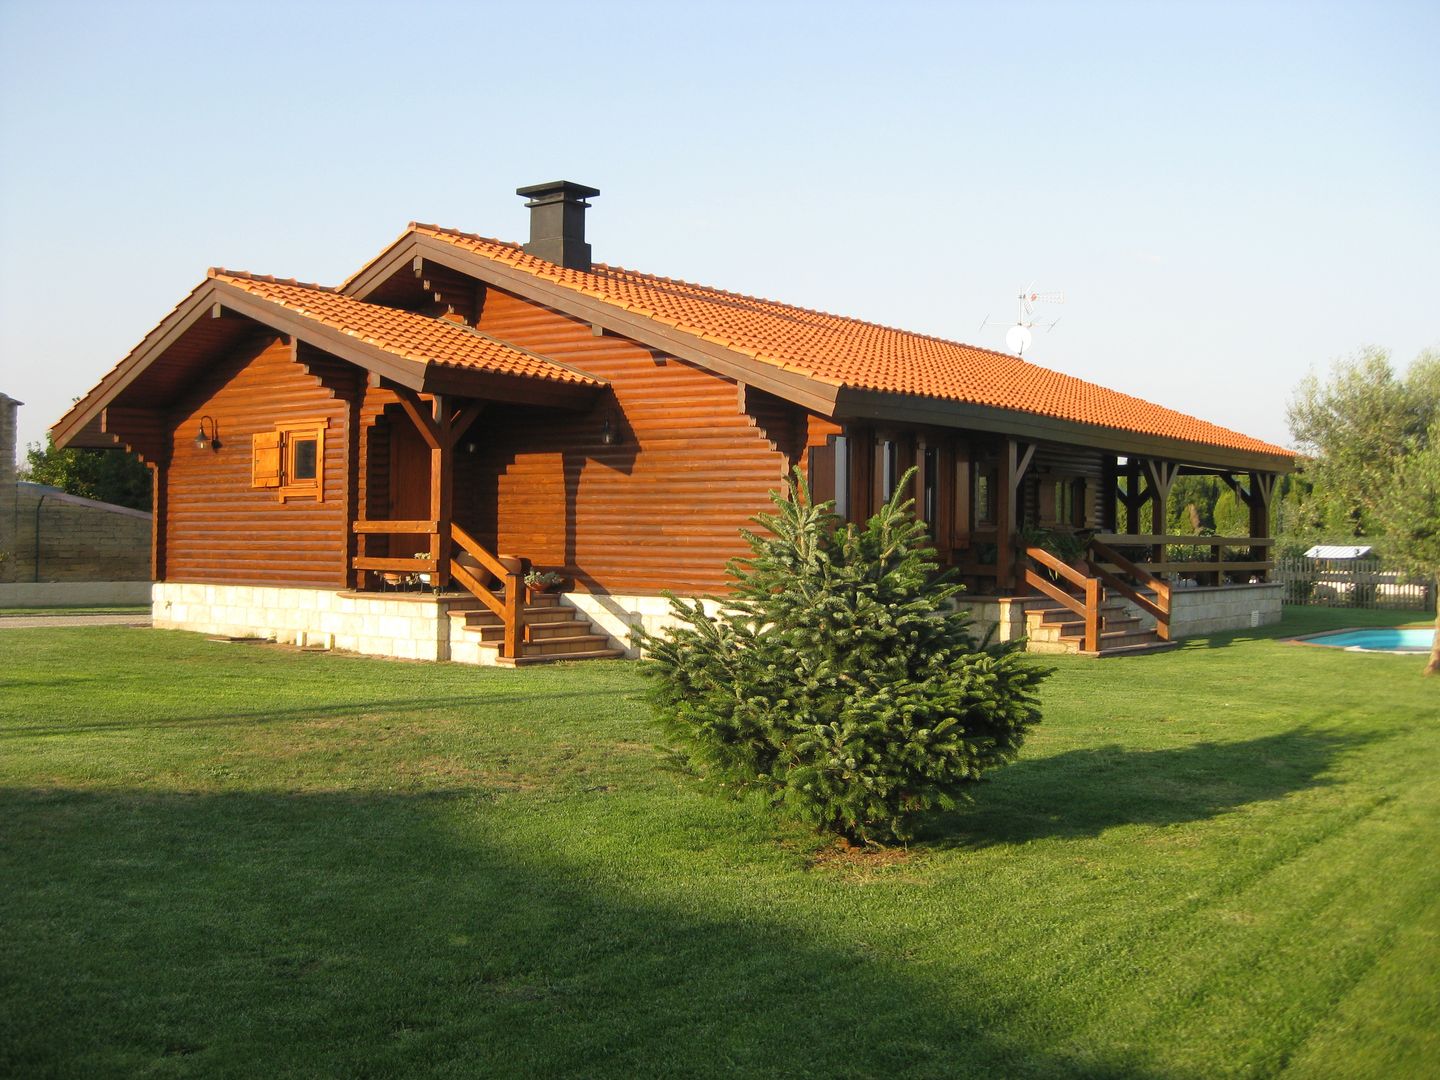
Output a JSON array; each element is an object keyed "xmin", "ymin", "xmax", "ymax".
[{"xmin": 636, "ymin": 469, "xmax": 1048, "ymax": 844}]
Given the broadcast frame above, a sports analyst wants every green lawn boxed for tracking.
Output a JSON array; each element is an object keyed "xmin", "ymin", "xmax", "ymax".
[
  {"xmin": 1, "ymin": 608, "xmax": 1436, "ymax": 1079},
  {"xmin": 0, "ymin": 605, "xmax": 150, "ymax": 617}
]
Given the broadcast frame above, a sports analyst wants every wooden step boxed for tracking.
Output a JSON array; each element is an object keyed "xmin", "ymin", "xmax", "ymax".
[
  {"xmin": 1028, "ymin": 617, "xmax": 1143, "ymax": 643},
  {"xmin": 450, "ymin": 596, "xmax": 625, "ymax": 665},
  {"xmin": 451, "ymin": 604, "xmax": 580, "ymax": 629},
  {"xmin": 461, "ymin": 618, "xmax": 592, "ymax": 643}
]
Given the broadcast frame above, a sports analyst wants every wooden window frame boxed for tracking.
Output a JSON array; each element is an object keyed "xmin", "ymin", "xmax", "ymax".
[{"xmin": 250, "ymin": 418, "xmax": 327, "ymax": 502}]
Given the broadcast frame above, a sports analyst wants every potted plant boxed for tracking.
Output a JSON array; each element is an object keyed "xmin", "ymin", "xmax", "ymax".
[
  {"xmin": 525, "ymin": 569, "xmax": 566, "ymax": 594},
  {"xmin": 1019, "ymin": 526, "xmax": 1094, "ymax": 577}
]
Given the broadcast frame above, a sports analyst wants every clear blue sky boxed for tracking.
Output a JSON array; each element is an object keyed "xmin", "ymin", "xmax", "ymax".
[{"xmin": 2, "ymin": 0, "xmax": 1436, "ymax": 462}]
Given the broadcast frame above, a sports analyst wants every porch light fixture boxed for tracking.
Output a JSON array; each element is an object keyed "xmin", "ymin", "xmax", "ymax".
[
  {"xmin": 194, "ymin": 416, "xmax": 220, "ymax": 451},
  {"xmin": 601, "ymin": 415, "xmax": 619, "ymax": 446}
]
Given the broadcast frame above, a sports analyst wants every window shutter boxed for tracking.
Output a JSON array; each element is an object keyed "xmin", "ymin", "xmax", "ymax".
[{"xmin": 252, "ymin": 431, "xmax": 282, "ymax": 488}]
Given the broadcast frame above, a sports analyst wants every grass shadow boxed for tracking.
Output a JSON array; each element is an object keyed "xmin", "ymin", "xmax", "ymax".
[
  {"xmin": 0, "ymin": 786, "xmax": 1175, "ymax": 1080},
  {"xmin": 0, "ymin": 689, "xmax": 628, "ymax": 739},
  {"xmin": 924, "ymin": 728, "xmax": 1372, "ymax": 850}
]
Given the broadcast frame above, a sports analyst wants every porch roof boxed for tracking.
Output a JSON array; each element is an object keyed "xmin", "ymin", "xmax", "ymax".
[
  {"xmin": 52, "ymin": 270, "xmax": 605, "ymax": 449},
  {"xmin": 208, "ymin": 271, "xmax": 601, "ymax": 388},
  {"xmin": 358, "ymin": 224, "xmax": 1290, "ymax": 470}
]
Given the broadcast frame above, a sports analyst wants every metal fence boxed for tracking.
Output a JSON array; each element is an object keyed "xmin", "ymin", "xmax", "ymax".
[{"xmin": 1275, "ymin": 557, "xmax": 1435, "ymax": 611}]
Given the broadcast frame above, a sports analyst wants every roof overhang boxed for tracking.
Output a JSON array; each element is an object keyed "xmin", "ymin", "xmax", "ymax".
[
  {"xmin": 345, "ymin": 231, "xmax": 1293, "ymax": 475},
  {"xmin": 52, "ymin": 277, "xmax": 603, "ymax": 449},
  {"xmin": 835, "ymin": 389, "xmax": 1295, "ymax": 474}
]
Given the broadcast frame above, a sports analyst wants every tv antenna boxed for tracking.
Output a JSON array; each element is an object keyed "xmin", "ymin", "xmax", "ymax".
[{"xmin": 978, "ymin": 285, "xmax": 1065, "ymax": 357}]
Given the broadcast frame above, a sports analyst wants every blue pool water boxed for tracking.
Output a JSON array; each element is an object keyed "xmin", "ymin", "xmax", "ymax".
[{"xmin": 1301, "ymin": 628, "xmax": 1432, "ymax": 652}]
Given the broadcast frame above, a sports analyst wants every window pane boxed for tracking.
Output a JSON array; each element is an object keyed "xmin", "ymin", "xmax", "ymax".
[
  {"xmin": 292, "ymin": 438, "xmax": 318, "ymax": 481},
  {"xmin": 833, "ymin": 436, "xmax": 849, "ymax": 520},
  {"xmin": 975, "ymin": 470, "xmax": 993, "ymax": 525}
]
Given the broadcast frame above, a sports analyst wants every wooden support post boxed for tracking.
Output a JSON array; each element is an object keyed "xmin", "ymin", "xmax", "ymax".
[
  {"xmin": 1101, "ymin": 455, "xmax": 1119, "ymax": 533},
  {"xmin": 149, "ymin": 459, "xmax": 167, "ymax": 582},
  {"xmin": 1145, "ymin": 460, "xmax": 1177, "ymax": 566},
  {"xmin": 430, "ymin": 395, "xmax": 453, "ymax": 591},
  {"xmin": 498, "ymin": 554, "xmax": 526, "ymax": 659},
  {"xmin": 996, "ymin": 438, "xmax": 1029, "ymax": 592},
  {"xmin": 872, "ymin": 434, "xmax": 889, "ymax": 510},
  {"xmin": 1249, "ymin": 471, "xmax": 1274, "ymax": 581},
  {"xmin": 1123, "ymin": 457, "xmax": 1142, "ymax": 533},
  {"xmin": 1084, "ymin": 576, "xmax": 1101, "ymax": 653},
  {"xmin": 912, "ymin": 436, "xmax": 927, "ymax": 524},
  {"xmin": 849, "ymin": 428, "xmax": 874, "ymax": 521}
]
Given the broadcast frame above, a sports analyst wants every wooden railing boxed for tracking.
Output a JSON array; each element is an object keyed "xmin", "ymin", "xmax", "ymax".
[
  {"xmin": 1022, "ymin": 545, "xmax": 1101, "ymax": 652},
  {"xmin": 350, "ymin": 519, "xmax": 529, "ymax": 658},
  {"xmin": 352, "ymin": 519, "xmax": 440, "ymax": 578},
  {"xmin": 450, "ymin": 525, "xmax": 528, "ymax": 659},
  {"xmin": 1088, "ymin": 538, "xmax": 1171, "ymax": 641},
  {"xmin": 1092, "ymin": 533, "xmax": 1273, "ymax": 583}
]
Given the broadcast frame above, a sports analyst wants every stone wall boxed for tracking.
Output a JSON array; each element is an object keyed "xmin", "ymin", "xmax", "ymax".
[
  {"xmin": 7, "ymin": 483, "xmax": 151, "ymax": 583},
  {"xmin": 1168, "ymin": 582, "xmax": 1284, "ymax": 636},
  {"xmin": 152, "ymin": 582, "xmax": 480, "ymax": 660}
]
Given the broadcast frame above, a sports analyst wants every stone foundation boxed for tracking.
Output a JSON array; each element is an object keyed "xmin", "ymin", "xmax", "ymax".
[
  {"xmin": 1167, "ymin": 582, "xmax": 1283, "ymax": 636},
  {"xmin": 152, "ymin": 582, "xmax": 469, "ymax": 661},
  {"xmin": 149, "ymin": 579, "xmax": 1285, "ymax": 665}
]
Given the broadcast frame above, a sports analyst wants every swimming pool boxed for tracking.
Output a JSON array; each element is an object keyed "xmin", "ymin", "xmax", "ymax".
[{"xmin": 1294, "ymin": 628, "xmax": 1433, "ymax": 653}]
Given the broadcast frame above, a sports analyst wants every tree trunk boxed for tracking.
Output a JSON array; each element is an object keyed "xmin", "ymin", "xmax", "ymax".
[{"xmin": 1427, "ymin": 577, "xmax": 1440, "ymax": 677}]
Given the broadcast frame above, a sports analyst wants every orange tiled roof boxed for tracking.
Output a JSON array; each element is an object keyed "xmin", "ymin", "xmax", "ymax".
[
  {"xmin": 211, "ymin": 269, "xmax": 600, "ymax": 386},
  {"xmin": 410, "ymin": 224, "xmax": 1289, "ymax": 459}
]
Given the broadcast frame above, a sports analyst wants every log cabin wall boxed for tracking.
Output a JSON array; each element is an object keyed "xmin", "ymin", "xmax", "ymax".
[
  {"xmin": 165, "ymin": 335, "xmax": 353, "ymax": 588},
  {"xmin": 1027, "ymin": 441, "xmax": 1106, "ymax": 528},
  {"xmin": 466, "ymin": 288, "xmax": 805, "ymax": 595}
]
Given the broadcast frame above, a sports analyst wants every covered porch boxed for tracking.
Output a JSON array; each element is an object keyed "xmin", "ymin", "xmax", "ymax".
[{"xmin": 809, "ymin": 426, "xmax": 1286, "ymax": 654}]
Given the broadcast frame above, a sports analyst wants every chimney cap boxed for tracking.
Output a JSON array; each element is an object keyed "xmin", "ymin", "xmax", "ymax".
[{"xmin": 516, "ymin": 180, "xmax": 600, "ymax": 205}]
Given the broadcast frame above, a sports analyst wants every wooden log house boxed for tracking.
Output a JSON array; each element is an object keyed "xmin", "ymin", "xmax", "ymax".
[{"xmin": 52, "ymin": 182, "xmax": 1293, "ymax": 663}]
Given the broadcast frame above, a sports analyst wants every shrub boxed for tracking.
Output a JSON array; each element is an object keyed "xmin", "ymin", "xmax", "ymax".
[{"xmin": 635, "ymin": 470, "xmax": 1048, "ymax": 844}]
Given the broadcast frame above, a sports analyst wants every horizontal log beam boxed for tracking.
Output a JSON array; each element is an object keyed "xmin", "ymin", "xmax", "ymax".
[
  {"xmin": 351, "ymin": 519, "xmax": 437, "ymax": 534},
  {"xmin": 354, "ymin": 556, "xmax": 438, "ymax": 572},
  {"xmin": 1095, "ymin": 534, "xmax": 1274, "ymax": 547}
]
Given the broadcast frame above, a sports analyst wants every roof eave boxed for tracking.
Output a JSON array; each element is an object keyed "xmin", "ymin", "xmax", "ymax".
[{"xmin": 833, "ymin": 388, "xmax": 1294, "ymax": 473}]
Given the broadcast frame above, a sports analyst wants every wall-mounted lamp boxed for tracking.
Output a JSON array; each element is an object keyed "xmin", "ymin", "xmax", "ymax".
[
  {"xmin": 463, "ymin": 440, "xmax": 478, "ymax": 455},
  {"xmin": 194, "ymin": 415, "xmax": 221, "ymax": 451},
  {"xmin": 601, "ymin": 415, "xmax": 620, "ymax": 447}
]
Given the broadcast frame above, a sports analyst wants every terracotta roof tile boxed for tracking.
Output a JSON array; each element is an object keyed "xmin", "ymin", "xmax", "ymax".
[
  {"xmin": 412, "ymin": 224, "xmax": 1288, "ymax": 459},
  {"xmin": 210, "ymin": 269, "xmax": 600, "ymax": 386}
]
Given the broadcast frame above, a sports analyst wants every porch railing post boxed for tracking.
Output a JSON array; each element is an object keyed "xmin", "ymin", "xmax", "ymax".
[
  {"xmin": 1084, "ymin": 577, "xmax": 1101, "ymax": 653},
  {"xmin": 499, "ymin": 554, "xmax": 526, "ymax": 659}
]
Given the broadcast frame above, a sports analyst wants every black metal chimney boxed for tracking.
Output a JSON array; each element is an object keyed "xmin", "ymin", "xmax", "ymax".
[{"xmin": 516, "ymin": 181, "xmax": 600, "ymax": 271}]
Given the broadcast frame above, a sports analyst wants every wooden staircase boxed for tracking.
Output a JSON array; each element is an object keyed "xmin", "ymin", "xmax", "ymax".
[
  {"xmin": 1020, "ymin": 539, "xmax": 1177, "ymax": 658},
  {"xmin": 1024, "ymin": 598, "xmax": 1177, "ymax": 657},
  {"xmin": 449, "ymin": 592, "xmax": 626, "ymax": 666}
]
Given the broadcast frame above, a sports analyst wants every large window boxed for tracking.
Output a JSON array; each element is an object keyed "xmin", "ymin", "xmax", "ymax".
[{"xmin": 252, "ymin": 419, "xmax": 326, "ymax": 501}]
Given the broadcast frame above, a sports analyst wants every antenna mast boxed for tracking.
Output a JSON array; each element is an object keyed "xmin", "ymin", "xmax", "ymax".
[{"xmin": 1002, "ymin": 287, "xmax": 1065, "ymax": 357}]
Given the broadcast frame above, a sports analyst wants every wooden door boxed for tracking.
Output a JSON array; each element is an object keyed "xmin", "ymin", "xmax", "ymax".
[{"xmin": 388, "ymin": 414, "xmax": 431, "ymax": 557}]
